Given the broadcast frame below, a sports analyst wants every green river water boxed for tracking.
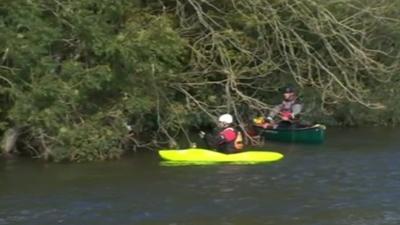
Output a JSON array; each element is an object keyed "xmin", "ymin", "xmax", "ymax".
[{"xmin": 1, "ymin": 127, "xmax": 400, "ymax": 225}]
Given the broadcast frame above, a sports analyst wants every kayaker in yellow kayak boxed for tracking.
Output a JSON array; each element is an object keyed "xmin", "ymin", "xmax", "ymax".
[{"xmin": 199, "ymin": 113, "xmax": 244, "ymax": 153}]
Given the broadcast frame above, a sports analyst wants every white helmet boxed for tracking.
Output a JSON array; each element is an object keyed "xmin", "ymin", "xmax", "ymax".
[{"xmin": 218, "ymin": 113, "xmax": 233, "ymax": 124}]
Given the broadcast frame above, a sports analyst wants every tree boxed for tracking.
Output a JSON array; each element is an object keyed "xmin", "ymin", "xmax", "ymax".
[{"xmin": 0, "ymin": 0, "xmax": 399, "ymax": 161}]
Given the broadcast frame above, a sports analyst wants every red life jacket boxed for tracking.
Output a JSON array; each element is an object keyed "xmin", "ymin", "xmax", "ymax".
[
  {"xmin": 218, "ymin": 127, "xmax": 244, "ymax": 152},
  {"xmin": 219, "ymin": 127, "xmax": 237, "ymax": 142}
]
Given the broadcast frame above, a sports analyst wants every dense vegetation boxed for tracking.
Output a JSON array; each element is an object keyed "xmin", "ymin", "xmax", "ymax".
[{"xmin": 0, "ymin": 0, "xmax": 399, "ymax": 161}]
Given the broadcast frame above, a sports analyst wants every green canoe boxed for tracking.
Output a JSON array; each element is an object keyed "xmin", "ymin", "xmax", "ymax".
[
  {"xmin": 257, "ymin": 124, "xmax": 326, "ymax": 144},
  {"xmin": 158, "ymin": 148, "xmax": 283, "ymax": 163}
]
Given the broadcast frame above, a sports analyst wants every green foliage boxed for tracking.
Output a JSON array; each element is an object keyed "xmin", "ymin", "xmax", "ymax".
[
  {"xmin": 0, "ymin": 0, "xmax": 399, "ymax": 161},
  {"xmin": 0, "ymin": 0, "xmax": 187, "ymax": 161}
]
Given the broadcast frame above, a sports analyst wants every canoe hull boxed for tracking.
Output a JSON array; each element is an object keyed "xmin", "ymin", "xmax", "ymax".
[
  {"xmin": 258, "ymin": 124, "xmax": 326, "ymax": 144},
  {"xmin": 159, "ymin": 148, "xmax": 283, "ymax": 162}
]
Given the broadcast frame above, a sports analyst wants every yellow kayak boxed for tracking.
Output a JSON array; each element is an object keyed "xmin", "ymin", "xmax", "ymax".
[{"xmin": 158, "ymin": 148, "xmax": 283, "ymax": 163}]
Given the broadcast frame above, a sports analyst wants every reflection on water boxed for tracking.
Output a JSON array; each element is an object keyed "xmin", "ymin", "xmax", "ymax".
[{"xmin": 1, "ymin": 128, "xmax": 400, "ymax": 225}]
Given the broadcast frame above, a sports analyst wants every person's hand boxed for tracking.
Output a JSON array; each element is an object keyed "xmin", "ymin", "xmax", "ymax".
[
  {"xmin": 199, "ymin": 131, "xmax": 206, "ymax": 139},
  {"xmin": 124, "ymin": 122, "xmax": 132, "ymax": 131}
]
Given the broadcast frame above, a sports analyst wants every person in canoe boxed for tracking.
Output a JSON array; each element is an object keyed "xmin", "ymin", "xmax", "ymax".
[
  {"xmin": 263, "ymin": 86, "xmax": 303, "ymax": 129},
  {"xmin": 199, "ymin": 113, "xmax": 244, "ymax": 153}
]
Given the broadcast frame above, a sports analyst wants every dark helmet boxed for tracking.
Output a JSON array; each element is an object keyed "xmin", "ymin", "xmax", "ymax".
[{"xmin": 283, "ymin": 86, "xmax": 295, "ymax": 94}]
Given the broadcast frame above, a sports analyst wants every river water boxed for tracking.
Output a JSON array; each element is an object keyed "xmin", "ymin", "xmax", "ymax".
[{"xmin": 1, "ymin": 127, "xmax": 400, "ymax": 225}]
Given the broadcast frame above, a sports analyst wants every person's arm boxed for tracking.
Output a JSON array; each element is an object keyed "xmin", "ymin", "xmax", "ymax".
[
  {"xmin": 268, "ymin": 104, "xmax": 282, "ymax": 120},
  {"xmin": 291, "ymin": 103, "xmax": 303, "ymax": 118},
  {"xmin": 203, "ymin": 133, "xmax": 223, "ymax": 149}
]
